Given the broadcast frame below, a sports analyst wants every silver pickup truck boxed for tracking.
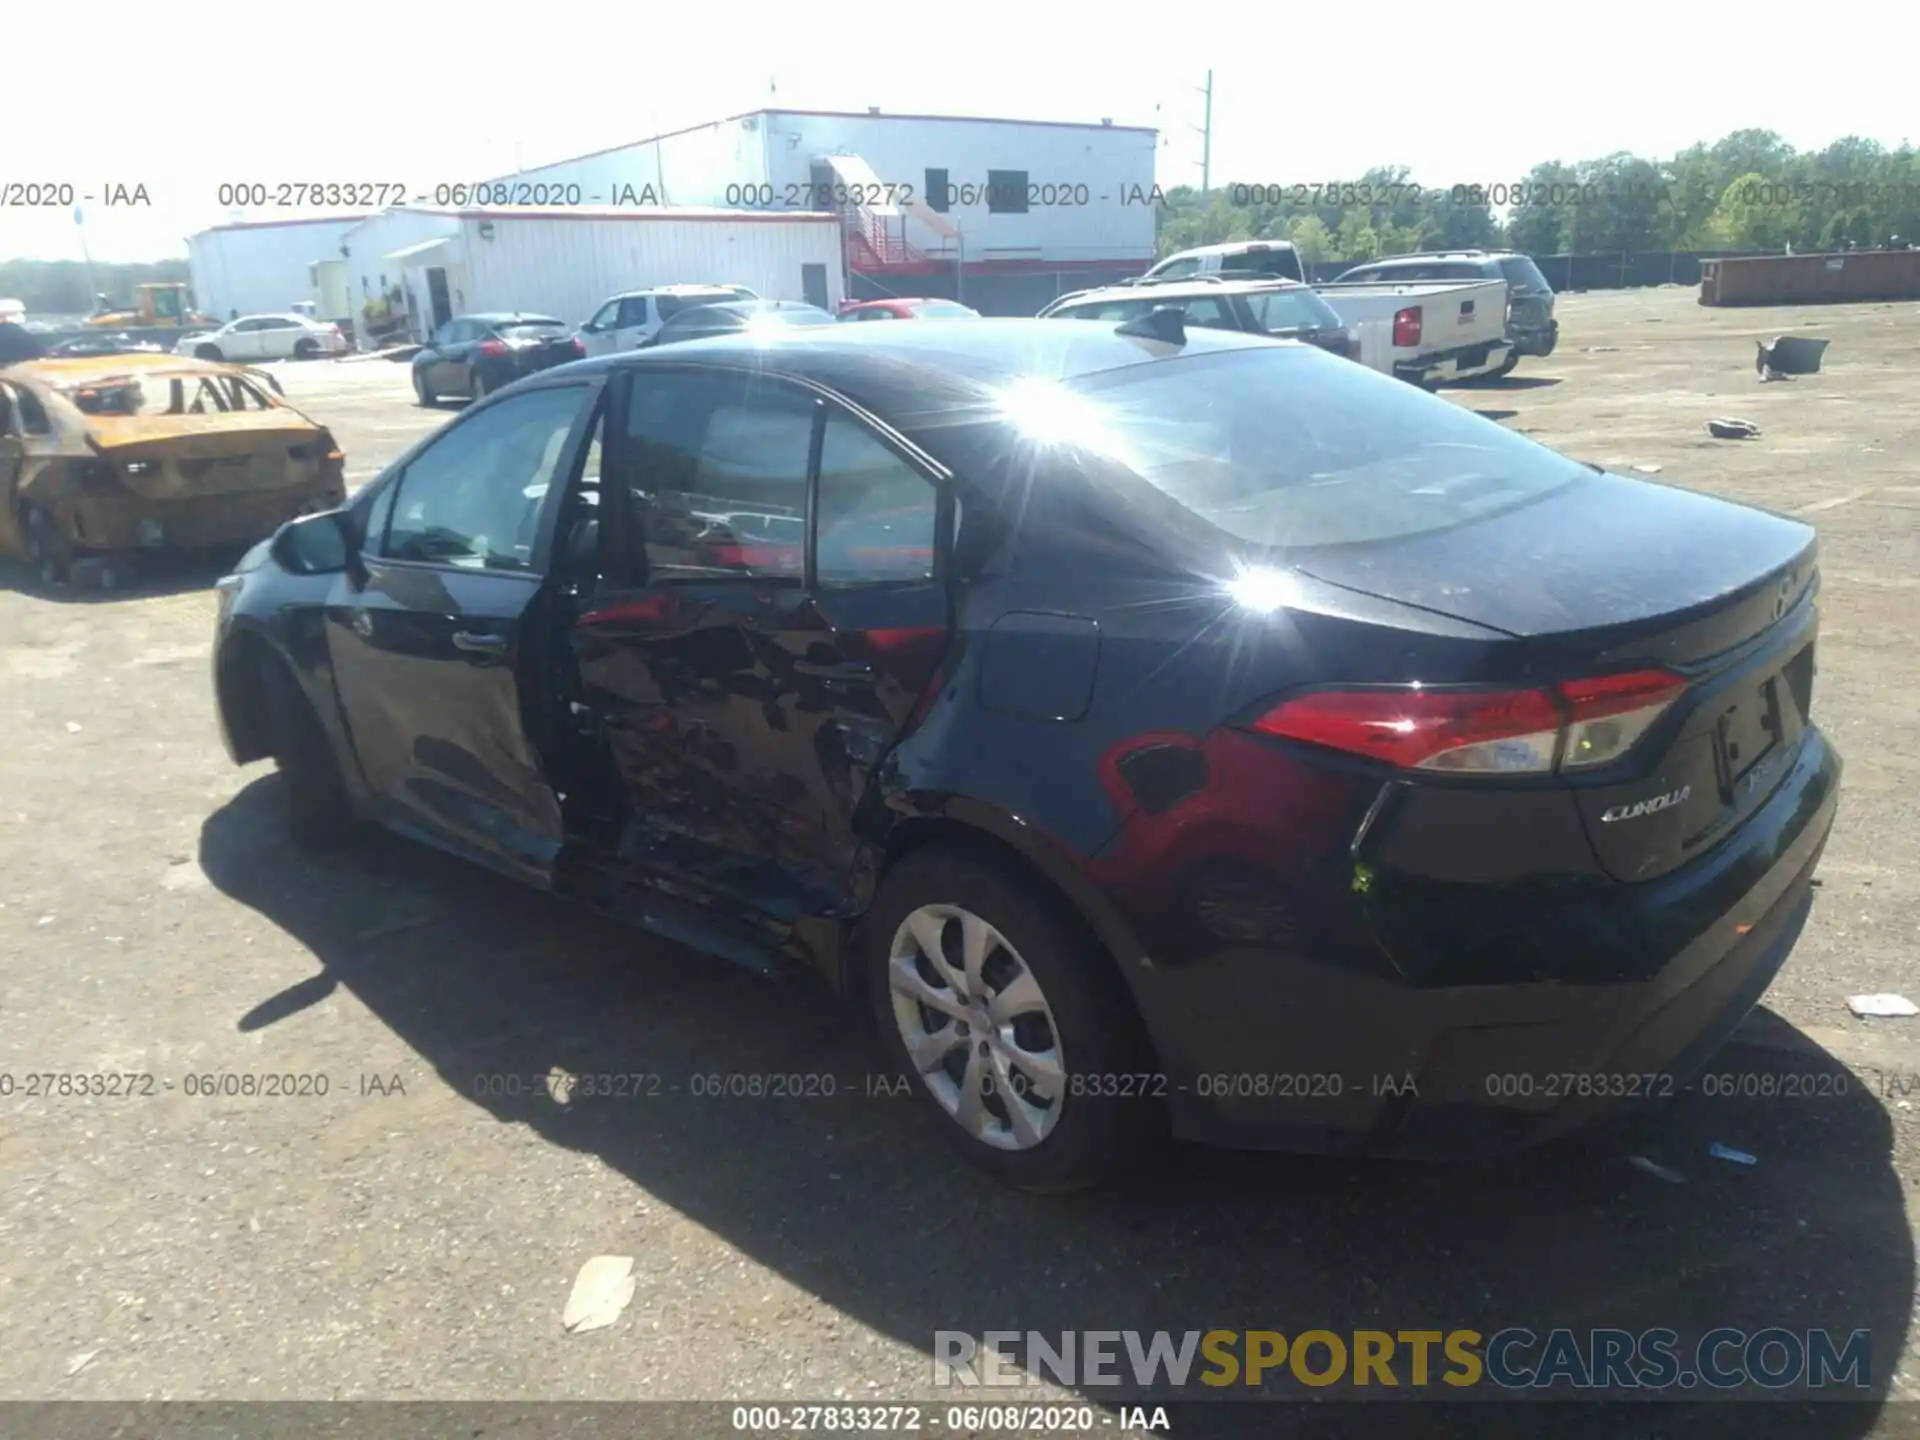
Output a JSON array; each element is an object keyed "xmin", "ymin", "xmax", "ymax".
[{"xmin": 1313, "ymin": 277, "xmax": 1513, "ymax": 387}]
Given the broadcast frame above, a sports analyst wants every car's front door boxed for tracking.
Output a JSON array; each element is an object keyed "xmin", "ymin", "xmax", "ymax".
[
  {"xmin": 581, "ymin": 300, "xmax": 622, "ymax": 358},
  {"xmin": 325, "ymin": 380, "xmax": 602, "ymax": 883},
  {"xmin": 427, "ymin": 320, "xmax": 472, "ymax": 394},
  {"xmin": 568, "ymin": 365, "xmax": 951, "ymax": 933},
  {"xmin": 609, "ymin": 295, "xmax": 652, "ymax": 351},
  {"xmin": 220, "ymin": 319, "xmax": 264, "ymax": 360}
]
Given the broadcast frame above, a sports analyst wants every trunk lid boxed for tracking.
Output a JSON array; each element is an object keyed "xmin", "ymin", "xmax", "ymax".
[
  {"xmin": 1293, "ymin": 471, "xmax": 1821, "ymax": 881},
  {"xmin": 86, "ymin": 414, "xmax": 330, "ymax": 498}
]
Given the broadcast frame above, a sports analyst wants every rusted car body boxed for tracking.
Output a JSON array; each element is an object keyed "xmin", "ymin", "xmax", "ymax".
[{"xmin": 0, "ymin": 356, "xmax": 345, "ymax": 582}]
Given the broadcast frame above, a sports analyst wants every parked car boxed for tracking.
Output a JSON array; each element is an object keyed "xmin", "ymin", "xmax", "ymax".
[
  {"xmin": 177, "ymin": 313, "xmax": 348, "ymax": 363},
  {"xmin": 1137, "ymin": 239, "xmax": 1306, "ymax": 284},
  {"xmin": 412, "ymin": 314, "xmax": 585, "ymax": 405},
  {"xmin": 211, "ymin": 318, "xmax": 1839, "ymax": 1192},
  {"xmin": 1038, "ymin": 278, "xmax": 1358, "ymax": 360},
  {"xmin": 577, "ymin": 285, "xmax": 760, "ymax": 356},
  {"xmin": 643, "ymin": 299, "xmax": 838, "ymax": 347},
  {"xmin": 1313, "ymin": 274, "xmax": 1514, "ymax": 386},
  {"xmin": 1, "ymin": 355, "xmax": 344, "ymax": 587},
  {"xmin": 838, "ymin": 298, "xmax": 981, "ymax": 321},
  {"xmin": 1334, "ymin": 251, "xmax": 1558, "ymax": 374},
  {"xmin": 42, "ymin": 332, "xmax": 168, "ymax": 360}
]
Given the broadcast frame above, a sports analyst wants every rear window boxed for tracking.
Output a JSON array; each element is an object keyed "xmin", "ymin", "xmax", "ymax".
[
  {"xmin": 1496, "ymin": 256, "xmax": 1553, "ymax": 294},
  {"xmin": 1218, "ymin": 248, "xmax": 1304, "ymax": 282},
  {"xmin": 1242, "ymin": 289, "xmax": 1343, "ymax": 334},
  {"xmin": 498, "ymin": 321, "xmax": 568, "ymax": 337},
  {"xmin": 1053, "ymin": 348, "xmax": 1580, "ymax": 549},
  {"xmin": 907, "ymin": 301, "xmax": 979, "ymax": 318}
]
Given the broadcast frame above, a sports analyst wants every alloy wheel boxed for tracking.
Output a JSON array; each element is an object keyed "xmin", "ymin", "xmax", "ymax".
[{"xmin": 887, "ymin": 903, "xmax": 1068, "ymax": 1151}]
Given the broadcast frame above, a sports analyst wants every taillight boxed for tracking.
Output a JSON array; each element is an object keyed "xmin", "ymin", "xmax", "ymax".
[
  {"xmin": 1247, "ymin": 668, "xmax": 1687, "ymax": 776},
  {"xmin": 478, "ymin": 339, "xmax": 509, "ymax": 357},
  {"xmin": 572, "ymin": 337, "xmax": 586, "ymax": 357},
  {"xmin": 1392, "ymin": 306, "xmax": 1423, "ymax": 348},
  {"xmin": 1557, "ymin": 669, "xmax": 1690, "ymax": 770}
]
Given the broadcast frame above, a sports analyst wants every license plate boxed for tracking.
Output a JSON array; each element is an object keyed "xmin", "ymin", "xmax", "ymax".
[{"xmin": 1715, "ymin": 679, "xmax": 1781, "ymax": 795}]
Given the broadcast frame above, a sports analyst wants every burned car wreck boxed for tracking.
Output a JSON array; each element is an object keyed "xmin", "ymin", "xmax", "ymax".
[{"xmin": 0, "ymin": 356, "xmax": 345, "ymax": 585}]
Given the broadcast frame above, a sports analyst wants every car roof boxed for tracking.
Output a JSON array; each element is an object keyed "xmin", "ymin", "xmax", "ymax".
[
  {"xmin": 681, "ymin": 300, "xmax": 829, "ymax": 318},
  {"xmin": 237, "ymin": 312, "xmax": 313, "ymax": 322},
  {"xmin": 1057, "ymin": 278, "xmax": 1310, "ymax": 304},
  {"xmin": 5, "ymin": 354, "xmax": 250, "ymax": 385},
  {"xmin": 1163, "ymin": 239, "xmax": 1299, "ymax": 259},
  {"xmin": 1348, "ymin": 253, "xmax": 1503, "ymax": 267},
  {"xmin": 611, "ymin": 285, "xmax": 745, "ymax": 299}
]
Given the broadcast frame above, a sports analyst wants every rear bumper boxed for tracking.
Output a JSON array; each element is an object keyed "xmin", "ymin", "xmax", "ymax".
[
  {"xmin": 1395, "ymin": 339, "xmax": 1515, "ymax": 386},
  {"xmin": 65, "ymin": 473, "xmax": 346, "ymax": 552},
  {"xmin": 1135, "ymin": 727, "xmax": 1842, "ymax": 1156},
  {"xmin": 1509, "ymin": 318, "xmax": 1559, "ymax": 357}
]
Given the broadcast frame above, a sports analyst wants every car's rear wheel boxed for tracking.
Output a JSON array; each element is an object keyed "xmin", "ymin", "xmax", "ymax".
[
  {"xmin": 258, "ymin": 654, "xmax": 356, "ymax": 848},
  {"xmin": 865, "ymin": 846, "xmax": 1164, "ymax": 1192},
  {"xmin": 413, "ymin": 369, "xmax": 436, "ymax": 406},
  {"xmin": 19, "ymin": 504, "xmax": 73, "ymax": 586},
  {"xmin": 293, "ymin": 337, "xmax": 319, "ymax": 360},
  {"xmin": 195, "ymin": 343, "xmax": 223, "ymax": 362}
]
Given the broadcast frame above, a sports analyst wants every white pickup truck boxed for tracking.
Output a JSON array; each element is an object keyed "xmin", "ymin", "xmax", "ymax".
[{"xmin": 1313, "ymin": 277, "xmax": 1513, "ymax": 387}]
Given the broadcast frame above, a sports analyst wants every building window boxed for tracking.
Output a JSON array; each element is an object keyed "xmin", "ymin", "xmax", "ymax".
[
  {"xmin": 925, "ymin": 167, "xmax": 949, "ymax": 214},
  {"xmin": 987, "ymin": 169, "xmax": 1028, "ymax": 214}
]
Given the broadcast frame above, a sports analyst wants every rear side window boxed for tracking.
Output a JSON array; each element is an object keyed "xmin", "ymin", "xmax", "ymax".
[
  {"xmin": 623, "ymin": 370, "xmax": 813, "ymax": 579},
  {"xmin": 1057, "ymin": 348, "xmax": 1580, "ymax": 549},
  {"xmin": 1146, "ymin": 257, "xmax": 1202, "ymax": 280},
  {"xmin": 1243, "ymin": 289, "xmax": 1343, "ymax": 333},
  {"xmin": 15, "ymin": 388, "xmax": 52, "ymax": 434},
  {"xmin": 816, "ymin": 413, "xmax": 936, "ymax": 583},
  {"xmin": 1497, "ymin": 256, "xmax": 1553, "ymax": 294}
]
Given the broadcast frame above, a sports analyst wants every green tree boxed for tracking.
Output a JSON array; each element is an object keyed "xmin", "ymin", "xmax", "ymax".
[
  {"xmin": 1288, "ymin": 215, "xmax": 1333, "ymax": 265},
  {"xmin": 1335, "ymin": 213, "xmax": 1379, "ymax": 262}
]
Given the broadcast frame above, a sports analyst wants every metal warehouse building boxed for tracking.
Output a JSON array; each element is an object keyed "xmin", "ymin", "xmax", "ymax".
[
  {"xmin": 334, "ymin": 206, "xmax": 844, "ymax": 347},
  {"xmin": 186, "ymin": 216, "xmax": 367, "ymax": 324},
  {"xmin": 484, "ymin": 107, "xmax": 1159, "ymax": 315}
]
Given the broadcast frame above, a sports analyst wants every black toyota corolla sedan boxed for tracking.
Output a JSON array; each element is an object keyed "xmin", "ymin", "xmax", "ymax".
[
  {"xmin": 411, "ymin": 313, "xmax": 583, "ymax": 405},
  {"xmin": 211, "ymin": 315, "xmax": 1840, "ymax": 1192}
]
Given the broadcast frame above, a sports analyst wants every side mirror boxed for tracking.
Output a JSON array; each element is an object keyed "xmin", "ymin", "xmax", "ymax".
[{"xmin": 272, "ymin": 508, "xmax": 363, "ymax": 580}]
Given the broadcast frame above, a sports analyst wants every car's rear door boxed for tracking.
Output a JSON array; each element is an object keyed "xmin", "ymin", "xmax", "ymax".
[
  {"xmin": 567, "ymin": 364, "xmax": 951, "ymax": 933},
  {"xmin": 325, "ymin": 379, "xmax": 602, "ymax": 883}
]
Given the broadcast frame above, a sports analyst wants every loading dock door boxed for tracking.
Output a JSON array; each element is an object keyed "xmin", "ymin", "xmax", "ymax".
[
  {"xmin": 426, "ymin": 268, "xmax": 453, "ymax": 329},
  {"xmin": 801, "ymin": 264, "xmax": 829, "ymax": 311}
]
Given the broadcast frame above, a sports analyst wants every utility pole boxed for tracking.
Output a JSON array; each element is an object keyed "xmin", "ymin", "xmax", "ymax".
[
  {"xmin": 1197, "ymin": 70, "xmax": 1213, "ymax": 194},
  {"xmin": 74, "ymin": 205, "xmax": 97, "ymax": 315}
]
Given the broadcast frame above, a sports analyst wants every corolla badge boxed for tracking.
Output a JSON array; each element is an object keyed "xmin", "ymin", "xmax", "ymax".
[{"xmin": 1601, "ymin": 786, "xmax": 1691, "ymax": 823}]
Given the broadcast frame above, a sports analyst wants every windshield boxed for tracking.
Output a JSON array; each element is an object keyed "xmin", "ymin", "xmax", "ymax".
[
  {"xmin": 1048, "ymin": 348, "xmax": 1581, "ymax": 549},
  {"xmin": 1496, "ymin": 256, "xmax": 1553, "ymax": 294},
  {"xmin": 1242, "ymin": 289, "xmax": 1343, "ymax": 333}
]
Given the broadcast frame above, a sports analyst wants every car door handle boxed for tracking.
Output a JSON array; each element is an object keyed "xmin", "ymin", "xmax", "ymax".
[
  {"xmin": 794, "ymin": 658, "xmax": 873, "ymax": 681},
  {"xmin": 452, "ymin": 631, "xmax": 509, "ymax": 656}
]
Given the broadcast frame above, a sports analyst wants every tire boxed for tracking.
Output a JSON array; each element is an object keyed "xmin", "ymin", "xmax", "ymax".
[
  {"xmin": 413, "ymin": 368, "xmax": 436, "ymax": 406},
  {"xmin": 20, "ymin": 504, "xmax": 73, "ymax": 586},
  {"xmin": 293, "ymin": 337, "xmax": 319, "ymax": 360},
  {"xmin": 1491, "ymin": 351, "xmax": 1521, "ymax": 379},
  {"xmin": 865, "ymin": 846, "xmax": 1165, "ymax": 1192},
  {"xmin": 258, "ymin": 654, "xmax": 356, "ymax": 848},
  {"xmin": 195, "ymin": 343, "xmax": 223, "ymax": 362}
]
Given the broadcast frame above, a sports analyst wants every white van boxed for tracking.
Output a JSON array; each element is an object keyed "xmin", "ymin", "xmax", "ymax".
[
  {"xmin": 0, "ymin": 299, "xmax": 26, "ymax": 326},
  {"xmin": 577, "ymin": 285, "xmax": 760, "ymax": 356}
]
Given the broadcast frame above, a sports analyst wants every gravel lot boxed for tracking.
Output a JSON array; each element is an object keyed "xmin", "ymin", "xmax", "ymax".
[{"xmin": 3, "ymin": 291, "xmax": 1918, "ymax": 1436}]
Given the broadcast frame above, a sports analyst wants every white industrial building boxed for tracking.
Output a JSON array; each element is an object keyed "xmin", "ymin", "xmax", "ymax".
[
  {"xmin": 487, "ymin": 108, "xmax": 1159, "ymax": 314},
  {"xmin": 186, "ymin": 216, "xmax": 367, "ymax": 325},
  {"xmin": 184, "ymin": 106, "xmax": 1160, "ymax": 333},
  {"xmin": 337, "ymin": 206, "xmax": 844, "ymax": 347}
]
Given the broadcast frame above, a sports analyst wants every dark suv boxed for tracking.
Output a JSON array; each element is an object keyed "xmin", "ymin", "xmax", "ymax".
[{"xmin": 1333, "ymin": 251, "xmax": 1557, "ymax": 373}]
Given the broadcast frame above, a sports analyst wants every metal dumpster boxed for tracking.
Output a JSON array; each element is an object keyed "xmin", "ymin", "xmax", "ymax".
[{"xmin": 1700, "ymin": 250, "xmax": 1920, "ymax": 306}]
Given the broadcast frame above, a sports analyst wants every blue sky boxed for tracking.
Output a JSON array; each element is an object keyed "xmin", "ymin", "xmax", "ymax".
[{"xmin": 4, "ymin": 1, "xmax": 1912, "ymax": 263}]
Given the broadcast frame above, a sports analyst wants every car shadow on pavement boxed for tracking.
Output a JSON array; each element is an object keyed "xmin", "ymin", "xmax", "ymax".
[
  {"xmin": 1457, "ymin": 375, "xmax": 1565, "ymax": 391},
  {"xmin": 0, "ymin": 549, "xmax": 240, "ymax": 603},
  {"xmin": 201, "ymin": 778, "xmax": 1910, "ymax": 1439}
]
